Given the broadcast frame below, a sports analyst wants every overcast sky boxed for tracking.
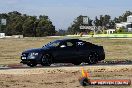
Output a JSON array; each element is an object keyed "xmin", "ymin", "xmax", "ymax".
[{"xmin": 0, "ymin": 0, "xmax": 131, "ymax": 30}]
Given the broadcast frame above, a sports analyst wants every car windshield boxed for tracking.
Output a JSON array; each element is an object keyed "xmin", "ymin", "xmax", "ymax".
[{"xmin": 43, "ymin": 40, "xmax": 61, "ymax": 48}]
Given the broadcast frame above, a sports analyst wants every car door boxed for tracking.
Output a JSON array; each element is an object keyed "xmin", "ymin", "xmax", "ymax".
[
  {"xmin": 53, "ymin": 41, "xmax": 77, "ymax": 63},
  {"xmin": 75, "ymin": 41, "xmax": 89, "ymax": 58}
]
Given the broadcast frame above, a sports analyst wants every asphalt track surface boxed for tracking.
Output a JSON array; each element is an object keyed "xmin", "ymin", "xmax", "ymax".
[{"xmin": 0, "ymin": 60, "xmax": 132, "ymax": 70}]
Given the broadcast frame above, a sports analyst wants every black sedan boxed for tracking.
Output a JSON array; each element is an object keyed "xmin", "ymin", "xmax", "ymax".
[{"xmin": 20, "ymin": 39, "xmax": 105, "ymax": 67}]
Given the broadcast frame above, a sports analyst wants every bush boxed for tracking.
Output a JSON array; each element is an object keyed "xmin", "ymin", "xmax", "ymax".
[
  {"xmin": 88, "ymin": 31, "xmax": 94, "ymax": 35},
  {"xmin": 115, "ymin": 28, "xmax": 125, "ymax": 33}
]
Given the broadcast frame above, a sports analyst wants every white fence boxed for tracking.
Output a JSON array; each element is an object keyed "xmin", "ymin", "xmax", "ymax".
[{"xmin": 0, "ymin": 33, "xmax": 5, "ymax": 38}]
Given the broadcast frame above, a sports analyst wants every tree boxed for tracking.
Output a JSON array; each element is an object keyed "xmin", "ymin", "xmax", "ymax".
[
  {"xmin": 122, "ymin": 11, "xmax": 132, "ymax": 22},
  {"xmin": 0, "ymin": 11, "xmax": 56, "ymax": 37},
  {"xmin": 56, "ymin": 29, "xmax": 67, "ymax": 36},
  {"xmin": 108, "ymin": 20, "xmax": 115, "ymax": 29},
  {"xmin": 6, "ymin": 11, "xmax": 24, "ymax": 35},
  {"xmin": 22, "ymin": 17, "xmax": 36, "ymax": 37},
  {"xmin": 113, "ymin": 17, "xmax": 120, "ymax": 23},
  {"xmin": 93, "ymin": 16, "xmax": 100, "ymax": 26},
  {"xmin": 115, "ymin": 11, "xmax": 132, "ymax": 23},
  {"xmin": 93, "ymin": 15, "xmax": 111, "ymax": 29},
  {"xmin": 68, "ymin": 15, "xmax": 92, "ymax": 34},
  {"xmin": 36, "ymin": 15, "xmax": 55, "ymax": 37},
  {"xmin": 94, "ymin": 15, "xmax": 111, "ymax": 27}
]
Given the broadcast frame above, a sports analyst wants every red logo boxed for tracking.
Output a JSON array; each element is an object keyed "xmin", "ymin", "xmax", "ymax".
[{"xmin": 79, "ymin": 68, "xmax": 131, "ymax": 86}]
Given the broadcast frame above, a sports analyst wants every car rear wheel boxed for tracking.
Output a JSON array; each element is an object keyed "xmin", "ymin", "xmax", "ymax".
[
  {"xmin": 87, "ymin": 52, "xmax": 99, "ymax": 64},
  {"xmin": 27, "ymin": 61, "xmax": 37, "ymax": 67},
  {"xmin": 41, "ymin": 54, "xmax": 52, "ymax": 66}
]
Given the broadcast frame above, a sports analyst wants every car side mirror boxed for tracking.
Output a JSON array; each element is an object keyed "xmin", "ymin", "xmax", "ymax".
[{"xmin": 60, "ymin": 45, "xmax": 66, "ymax": 48}]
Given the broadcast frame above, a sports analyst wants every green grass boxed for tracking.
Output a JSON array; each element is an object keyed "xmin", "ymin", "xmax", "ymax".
[
  {"xmin": 0, "ymin": 37, "xmax": 132, "ymax": 65},
  {"xmin": 86, "ymin": 38, "xmax": 132, "ymax": 60}
]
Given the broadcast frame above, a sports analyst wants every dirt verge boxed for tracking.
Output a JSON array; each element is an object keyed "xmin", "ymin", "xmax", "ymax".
[{"xmin": 0, "ymin": 65, "xmax": 132, "ymax": 88}]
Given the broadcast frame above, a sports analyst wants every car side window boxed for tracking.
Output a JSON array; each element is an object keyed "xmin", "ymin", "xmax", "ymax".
[
  {"xmin": 51, "ymin": 42, "xmax": 60, "ymax": 47},
  {"xmin": 59, "ymin": 42, "xmax": 67, "ymax": 47},
  {"xmin": 66, "ymin": 42, "xmax": 74, "ymax": 47}
]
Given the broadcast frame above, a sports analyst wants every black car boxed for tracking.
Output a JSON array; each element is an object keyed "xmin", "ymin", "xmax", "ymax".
[{"xmin": 20, "ymin": 39, "xmax": 105, "ymax": 67}]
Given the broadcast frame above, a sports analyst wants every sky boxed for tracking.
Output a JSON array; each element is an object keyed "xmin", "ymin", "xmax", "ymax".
[{"xmin": 0, "ymin": 0, "xmax": 131, "ymax": 30}]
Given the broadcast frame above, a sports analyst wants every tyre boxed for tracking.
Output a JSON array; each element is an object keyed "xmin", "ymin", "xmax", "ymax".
[
  {"xmin": 87, "ymin": 52, "xmax": 99, "ymax": 64},
  {"xmin": 27, "ymin": 62, "xmax": 37, "ymax": 67},
  {"xmin": 41, "ymin": 54, "xmax": 52, "ymax": 66}
]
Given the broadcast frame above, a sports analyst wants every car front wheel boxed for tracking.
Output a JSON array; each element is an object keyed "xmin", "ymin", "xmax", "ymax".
[{"xmin": 41, "ymin": 54, "xmax": 52, "ymax": 66}]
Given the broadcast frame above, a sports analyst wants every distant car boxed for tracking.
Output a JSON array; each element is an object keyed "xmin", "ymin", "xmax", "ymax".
[{"xmin": 20, "ymin": 39, "xmax": 105, "ymax": 67}]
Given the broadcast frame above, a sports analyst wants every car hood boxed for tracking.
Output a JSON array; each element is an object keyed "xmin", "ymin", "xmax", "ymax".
[{"xmin": 22, "ymin": 47, "xmax": 48, "ymax": 53}]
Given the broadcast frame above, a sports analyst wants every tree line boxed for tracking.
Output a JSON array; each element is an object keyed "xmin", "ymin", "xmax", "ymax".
[
  {"xmin": 0, "ymin": 11, "xmax": 132, "ymax": 36},
  {"xmin": 0, "ymin": 11, "xmax": 55, "ymax": 37},
  {"xmin": 68, "ymin": 11, "xmax": 132, "ymax": 34}
]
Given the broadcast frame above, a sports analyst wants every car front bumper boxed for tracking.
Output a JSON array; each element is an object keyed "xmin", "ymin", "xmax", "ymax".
[
  {"xmin": 20, "ymin": 59, "xmax": 37, "ymax": 64},
  {"xmin": 20, "ymin": 54, "xmax": 42, "ymax": 64}
]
